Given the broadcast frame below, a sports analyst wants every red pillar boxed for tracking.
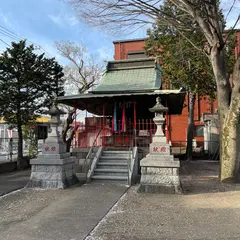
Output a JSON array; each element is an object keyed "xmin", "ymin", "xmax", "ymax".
[
  {"xmin": 74, "ymin": 106, "xmax": 77, "ymax": 148},
  {"xmin": 133, "ymin": 102, "xmax": 137, "ymax": 146},
  {"xmin": 165, "ymin": 111, "xmax": 169, "ymax": 143},
  {"xmin": 134, "ymin": 102, "xmax": 136, "ymax": 129},
  {"xmin": 103, "ymin": 104, "xmax": 106, "ymax": 147},
  {"xmin": 168, "ymin": 114, "xmax": 171, "ymax": 144}
]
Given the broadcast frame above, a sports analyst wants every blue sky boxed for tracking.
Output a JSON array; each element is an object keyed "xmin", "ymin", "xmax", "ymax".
[
  {"xmin": 0, "ymin": 0, "xmax": 239, "ymax": 65},
  {"xmin": 0, "ymin": 0, "xmax": 147, "ymax": 64}
]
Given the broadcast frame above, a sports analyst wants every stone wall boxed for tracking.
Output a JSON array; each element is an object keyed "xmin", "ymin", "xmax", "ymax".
[{"xmin": 71, "ymin": 147, "xmax": 99, "ymax": 174}]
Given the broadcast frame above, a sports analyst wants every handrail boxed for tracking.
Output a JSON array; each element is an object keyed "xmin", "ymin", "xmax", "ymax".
[
  {"xmin": 87, "ymin": 146, "xmax": 103, "ymax": 182},
  {"xmin": 86, "ymin": 128, "xmax": 103, "ymax": 159},
  {"xmin": 127, "ymin": 135, "xmax": 134, "ymax": 185},
  {"xmin": 86, "ymin": 128, "xmax": 103, "ymax": 162}
]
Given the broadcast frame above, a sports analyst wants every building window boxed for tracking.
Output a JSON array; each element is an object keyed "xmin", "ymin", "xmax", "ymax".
[{"xmin": 195, "ymin": 125, "xmax": 204, "ymax": 137}]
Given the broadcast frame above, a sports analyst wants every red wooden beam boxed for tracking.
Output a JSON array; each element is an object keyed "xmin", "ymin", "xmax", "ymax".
[
  {"xmin": 134, "ymin": 102, "xmax": 136, "ymax": 130},
  {"xmin": 74, "ymin": 106, "xmax": 77, "ymax": 148}
]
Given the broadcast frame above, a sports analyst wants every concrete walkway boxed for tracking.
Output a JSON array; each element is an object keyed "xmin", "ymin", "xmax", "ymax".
[
  {"xmin": 0, "ymin": 169, "xmax": 31, "ymax": 196},
  {"xmin": 0, "ymin": 183, "xmax": 128, "ymax": 240}
]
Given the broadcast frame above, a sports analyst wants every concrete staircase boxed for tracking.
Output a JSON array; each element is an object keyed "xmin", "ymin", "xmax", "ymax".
[{"xmin": 91, "ymin": 149, "xmax": 130, "ymax": 184}]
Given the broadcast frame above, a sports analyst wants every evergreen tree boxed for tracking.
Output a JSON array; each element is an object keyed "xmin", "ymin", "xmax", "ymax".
[{"xmin": 0, "ymin": 40, "xmax": 64, "ymax": 168}]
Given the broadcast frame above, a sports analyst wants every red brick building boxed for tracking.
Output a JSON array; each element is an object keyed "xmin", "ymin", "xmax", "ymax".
[{"xmin": 113, "ymin": 33, "xmax": 240, "ymax": 148}]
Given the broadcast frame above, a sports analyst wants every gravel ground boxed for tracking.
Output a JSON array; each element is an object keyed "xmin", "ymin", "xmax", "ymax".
[
  {"xmin": 86, "ymin": 187, "xmax": 240, "ymax": 240},
  {"xmin": 85, "ymin": 161, "xmax": 240, "ymax": 240}
]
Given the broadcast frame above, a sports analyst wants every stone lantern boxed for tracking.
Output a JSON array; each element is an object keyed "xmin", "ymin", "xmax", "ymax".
[
  {"xmin": 27, "ymin": 102, "xmax": 78, "ymax": 189},
  {"xmin": 149, "ymin": 96, "xmax": 168, "ymax": 144},
  {"xmin": 44, "ymin": 103, "xmax": 66, "ymax": 152},
  {"xmin": 138, "ymin": 96, "xmax": 182, "ymax": 193}
]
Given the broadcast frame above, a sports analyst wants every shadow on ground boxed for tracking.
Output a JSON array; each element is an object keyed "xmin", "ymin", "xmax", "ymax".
[
  {"xmin": 0, "ymin": 169, "xmax": 31, "ymax": 196},
  {"xmin": 180, "ymin": 160, "xmax": 240, "ymax": 194}
]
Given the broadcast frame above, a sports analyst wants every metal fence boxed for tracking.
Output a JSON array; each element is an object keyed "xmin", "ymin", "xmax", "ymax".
[
  {"xmin": 76, "ymin": 119, "xmax": 157, "ymax": 148},
  {"xmin": 171, "ymin": 140, "xmax": 219, "ymax": 160},
  {"xmin": 0, "ymin": 138, "xmax": 21, "ymax": 154},
  {"xmin": 0, "ymin": 138, "xmax": 45, "ymax": 161}
]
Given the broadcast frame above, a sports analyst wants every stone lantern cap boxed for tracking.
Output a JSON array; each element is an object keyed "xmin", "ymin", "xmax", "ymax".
[
  {"xmin": 149, "ymin": 96, "xmax": 168, "ymax": 113},
  {"xmin": 45, "ymin": 102, "xmax": 66, "ymax": 116}
]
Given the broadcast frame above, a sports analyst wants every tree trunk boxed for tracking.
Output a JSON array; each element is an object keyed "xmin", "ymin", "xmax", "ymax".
[
  {"xmin": 17, "ymin": 123, "xmax": 24, "ymax": 169},
  {"xmin": 186, "ymin": 93, "xmax": 196, "ymax": 161},
  {"xmin": 62, "ymin": 110, "xmax": 75, "ymax": 152},
  {"xmin": 210, "ymin": 46, "xmax": 240, "ymax": 182},
  {"xmin": 66, "ymin": 139, "xmax": 72, "ymax": 152},
  {"xmin": 220, "ymin": 111, "xmax": 239, "ymax": 182},
  {"xmin": 219, "ymin": 55, "xmax": 240, "ymax": 182}
]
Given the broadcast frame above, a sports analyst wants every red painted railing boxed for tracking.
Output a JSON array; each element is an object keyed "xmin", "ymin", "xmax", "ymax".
[{"xmin": 75, "ymin": 118, "xmax": 157, "ymax": 148}]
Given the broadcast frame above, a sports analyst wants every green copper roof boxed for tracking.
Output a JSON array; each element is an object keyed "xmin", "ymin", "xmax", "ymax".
[{"xmin": 92, "ymin": 58, "xmax": 161, "ymax": 93}]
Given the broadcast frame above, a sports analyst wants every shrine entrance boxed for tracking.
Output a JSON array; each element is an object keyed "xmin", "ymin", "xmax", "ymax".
[
  {"xmin": 57, "ymin": 58, "xmax": 186, "ymax": 149},
  {"xmin": 104, "ymin": 101, "xmax": 137, "ymax": 147}
]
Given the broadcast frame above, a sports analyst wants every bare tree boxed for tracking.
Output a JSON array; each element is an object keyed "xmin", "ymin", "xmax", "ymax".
[
  {"xmin": 65, "ymin": 0, "xmax": 240, "ymax": 182},
  {"xmin": 55, "ymin": 40, "xmax": 104, "ymax": 151}
]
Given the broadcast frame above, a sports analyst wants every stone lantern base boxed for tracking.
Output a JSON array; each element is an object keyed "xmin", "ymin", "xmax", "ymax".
[
  {"xmin": 138, "ymin": 142, "xmax": 182, "ymax": 194},
  {"xmin": 138, "ymin": 157, "xmax": 182, "ymax": 194},
  {"xmin": 27, "ymin": 153, "xmax": 79, "ymax": 189}
]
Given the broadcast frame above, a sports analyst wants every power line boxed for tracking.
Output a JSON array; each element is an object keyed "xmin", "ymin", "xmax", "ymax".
[
  {"xmin": 0, "ymin": 32, "xmax": 43, "ymax": 56},
  {"xmin": 0, "ymin": 25, "xmax": 24, "ymax": 40},
  {"xmin": 0, "ymin": 24, "xmax": 53, "ymax": 58},
  {"xmin": 0, "ymin": 38, "xmax": 11, "ymax": 47},
  {"xmin": 0, "ymin": 30, "xmax": 21, "ymax": 41},
  {"xmin": 0, "ymin": 28, "xmax": 22, "ymax": 41},
  {"xmin": 0, "ymin": 25, "xmax": 36, "ymax": 46}
]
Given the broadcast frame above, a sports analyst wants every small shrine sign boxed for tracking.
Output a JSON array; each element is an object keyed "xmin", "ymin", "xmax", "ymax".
[{"xmin": 150, "ymin": 143, "xmax": 170, "ymax": 155}]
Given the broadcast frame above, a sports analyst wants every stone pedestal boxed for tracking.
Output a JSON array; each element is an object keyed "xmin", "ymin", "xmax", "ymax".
[
  {"xmin": 27, "ymin": 104, "xmax": 78, "ymax": 189},
  {"xmin": 138, "ymin": 97, "xmax": 182, "ymax": 194}
]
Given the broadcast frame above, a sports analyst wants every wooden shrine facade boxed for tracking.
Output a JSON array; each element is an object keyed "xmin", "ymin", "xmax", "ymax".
[{"xmin": 57, "ymin": 58, "xmax": 186, "ymax": 148}]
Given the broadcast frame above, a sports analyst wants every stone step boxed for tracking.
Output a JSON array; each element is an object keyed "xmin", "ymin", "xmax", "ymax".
[
  {"xmin": 91, "ymin": 175, "xmax": 128, "ymax": 183},
  {"xmin": 102, "ymin": 151, "xmax": 129, "ymax": 154},
  {"xmin": 100, "ymin": 155, "xmax": 129, "ymax": 160},
  {"xmin": 101, "ymin": 155, "xmax": 129, "ymax": 158},
  {"xmin": 103, "ymin": 147, "xmax": 130, "ymax": 151},
  {"xmin": 100, "ymin": 155, "xmax": 129, "ymax": 158},
  {"xmin": 99, "ymin": 160, "xmax": 128, "ymax": 164},
  {"xmin": 97, "ymin": 162, "xmax": 128, "ymax": 169},
  {"xmin": 94, "ymin": 168, "xmax": 128, "ymax": 176}
]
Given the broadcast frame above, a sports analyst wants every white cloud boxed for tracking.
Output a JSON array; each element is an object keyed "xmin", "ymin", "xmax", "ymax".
[
  {"xmin": 48, "ymin": 13, "xmax": 78, "ymax": 28},
  {"xmin": 48, "ymin": 14, "xmax": 62, "ymax": 27},
  {"xmin": 96, "ymin": 47, "xmax": 113, "ymax": 62},
  {"xmin": 67, "ymin": 16, "xmax": 78, "ymax": 26},
  {"xmin": 0, "ymin": 11, "xmax": 13, "ymax": 29}
]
